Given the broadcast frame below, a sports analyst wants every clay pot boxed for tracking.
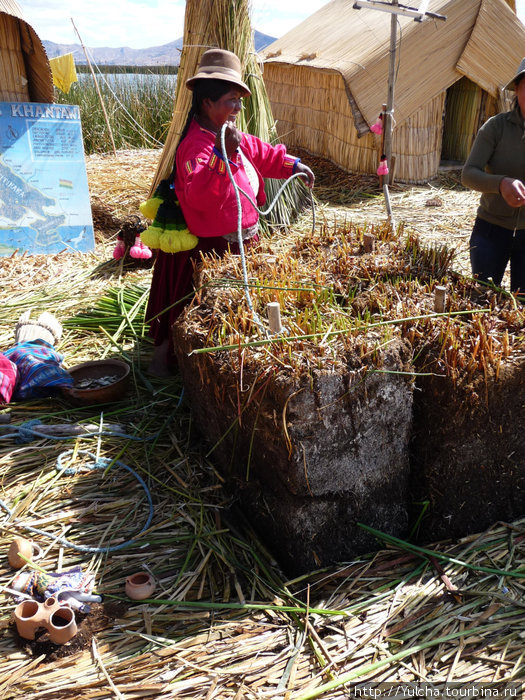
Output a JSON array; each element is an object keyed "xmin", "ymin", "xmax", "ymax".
[
  {"xmin": 14, "ymin": 599, "xmax": 48, "ymax": 640},
  {"xmin": 47, "ymin": 606, "xmax": 77, "ymax": 644},
  {"xmin": 13, "ymin": 597, "xmax": 76, "ymax": 644},
  {"xmin": 8, "ymin": 537, "xmax": 43, "ymax": 569},
  {"xmin": 125, "ymin": 572, "xmax": 155, "ymax": 600},
  {"xmin": 14, "ymin": 597, "xmax": 62, "ymax": 640}
]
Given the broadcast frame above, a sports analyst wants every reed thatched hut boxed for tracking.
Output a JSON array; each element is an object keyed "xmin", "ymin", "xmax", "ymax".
[
  {"xmin": 262, "ymin": 0, "xmax": 525, "ymax": 183},
  {"xmin": 0, "ymin": 0, "xmax": 53, "ymax": 103}
]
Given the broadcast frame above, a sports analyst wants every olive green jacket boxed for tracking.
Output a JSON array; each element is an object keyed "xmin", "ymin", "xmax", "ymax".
[{"xmin": 461, "ymin": 104, "xmax": 525, "ymax": 230}]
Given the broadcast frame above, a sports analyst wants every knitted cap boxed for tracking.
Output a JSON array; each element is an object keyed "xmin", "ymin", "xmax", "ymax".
[{"xmin": 186, "ymin": 48, "xmax": 251, "ymax": 96}]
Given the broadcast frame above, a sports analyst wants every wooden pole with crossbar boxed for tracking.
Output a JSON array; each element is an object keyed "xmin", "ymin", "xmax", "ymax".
[{"xmin": 352, "ymin": 1, "xmax": 446, "ymax": 223}]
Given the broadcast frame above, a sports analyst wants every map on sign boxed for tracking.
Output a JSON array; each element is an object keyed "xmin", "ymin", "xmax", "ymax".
[{"xmin": 0, "ymin": 102, "xmax": 94, "ymax": 256}]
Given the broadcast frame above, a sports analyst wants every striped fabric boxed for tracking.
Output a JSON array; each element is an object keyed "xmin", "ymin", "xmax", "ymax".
[{"xmin": 3, "ymin": 340, "xmax": 73, "ymax": 400}]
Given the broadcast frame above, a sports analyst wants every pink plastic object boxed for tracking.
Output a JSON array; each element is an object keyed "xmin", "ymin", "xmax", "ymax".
[
  {"xmin": 130, "ymin": 236, "xmax": 152, "ymax": 260},
  {"xmin": 13, "ymin": 597, "xmax": 76, "ymax": 644},
  {"xmin": 125, "ymin": 572, "xmax": 156, "ymax": 600},
  {"xmin": 370, "ymin": 118, "xmax": 383, "ymax": 135},
  {"xmin": 112, "ymin": 239, "xmax": 126, "ymax": 259},
  {"xmin": 377, "ymin": 157, "xmax": 389, "ymax": 176}
]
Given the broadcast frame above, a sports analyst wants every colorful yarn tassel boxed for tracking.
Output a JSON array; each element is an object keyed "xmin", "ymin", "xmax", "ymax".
[
  {"xmin": 377, "ymin": 155, "xmax": 389, "ymax": 176},
  {"xmin": 112, "ymin": 237, "xmax": 126, "ymax": 259},
  {"xmin": 370, "ymin": 115, "xmax": 383, "ymax": 135},
  {"xmin": 139, "ymin": 179, "xmax": 197, "ymax": 254},
  {"xmin": 130, "ymin": 236, "xmax": 152, "ymax": 259},
  {"xmin": 139, "ymin": 196, "xmax": 163, "ymax": 221},
  {"xmin": 113, "ymin": 228, "xmax": 152, "ymax": 260}
]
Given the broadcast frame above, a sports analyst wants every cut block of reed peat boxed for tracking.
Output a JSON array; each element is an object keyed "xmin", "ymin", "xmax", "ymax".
[
  {"xmin": 410, "ymin": 351, "xmax": 525, "ymax": 543},
  {"xmin": 173, "ymin": 324, "xmax": 413, "ymax": 574}
]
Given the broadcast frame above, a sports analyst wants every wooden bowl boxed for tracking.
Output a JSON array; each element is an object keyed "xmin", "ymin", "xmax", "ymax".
[{"xmin": 63, "ymin": 359, "xmax": 130, "ymax": 405}]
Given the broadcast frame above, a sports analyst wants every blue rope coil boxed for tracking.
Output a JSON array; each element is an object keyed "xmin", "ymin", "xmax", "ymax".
[
  {"xmin": 15, "ymin": 418, "xmax": 43, "ymax": 444},
  {"xmin": 1, "ymin": 449, "xmax": 153, "ymax": 553}
]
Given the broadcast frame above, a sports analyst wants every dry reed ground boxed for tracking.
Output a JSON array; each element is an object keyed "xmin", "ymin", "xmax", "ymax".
[{"xmin": 0, "ymin": 149, "xmax": 523, "ymax": 698}]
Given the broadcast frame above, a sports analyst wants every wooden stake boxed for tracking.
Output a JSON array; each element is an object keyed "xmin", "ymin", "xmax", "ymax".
[
  {"xmin": 267, "ymin": 302, "xmax": 283, "ymax": 334},
  {"xmin": 382, "ymin": 183, "xmax": 393, "ymax": 224},
  {"xmin": 434, "ymin": 285, "xmax": 446, "ymax": 313},
  {"xmin": 383, "ymin": 4, "xmax": 397, "ymax": 189},
  {"xmin": 363, "ymin": 233, "xmax": 375, "ymax": 253},
  {"xmin": 70, "ymin": 18, "xmax": 117, "ymax": 157}
]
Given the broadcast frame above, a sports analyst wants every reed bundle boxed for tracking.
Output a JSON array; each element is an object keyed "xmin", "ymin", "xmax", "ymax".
[
  {"xmin": 149, "ymin": 0, "xmax": 309, "ymax": 230},
  {"xmin": 0, "ymin": 3, "xmax": 53, "ymax": 103},
  {"xmin": 0, "ymin": 13, "xmax": 28, "ymax": 101}
]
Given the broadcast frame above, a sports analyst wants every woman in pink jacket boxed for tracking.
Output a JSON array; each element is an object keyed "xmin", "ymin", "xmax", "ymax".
[{"xmin": 146, "ymin": 49, "xmax": 314, "ymax": 375}]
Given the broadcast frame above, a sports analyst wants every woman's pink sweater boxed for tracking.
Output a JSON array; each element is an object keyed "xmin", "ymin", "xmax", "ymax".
[{"xmin": 174, "ymin": 120, "xmax": 299, "ymax": 237}]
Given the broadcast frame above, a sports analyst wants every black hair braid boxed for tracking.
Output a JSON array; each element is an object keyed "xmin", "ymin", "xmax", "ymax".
[{"xmin": 168, "ymin": 107, "xmax": 195, "ymax": 182}]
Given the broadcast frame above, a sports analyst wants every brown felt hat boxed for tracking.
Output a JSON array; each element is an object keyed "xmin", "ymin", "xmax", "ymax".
[
  {"xmin": 504, "ymin": 56, "xmax": 525, "ymax": 91},
  {"xmin": 186, "ymin": 48, "xmax": 251, "ymax": 96}
]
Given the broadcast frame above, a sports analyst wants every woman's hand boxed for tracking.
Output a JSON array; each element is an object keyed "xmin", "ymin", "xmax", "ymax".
[
  {"xmin": 499, "ymin": 177, "xmax": 525, "ymax": 207},
  {"xmin": 294, "ymin": 162, "xmax": 315, "ymax": 188},
  {"xmin": 214, "ymin": 122, "xmax": 241, "ymax": 159}
]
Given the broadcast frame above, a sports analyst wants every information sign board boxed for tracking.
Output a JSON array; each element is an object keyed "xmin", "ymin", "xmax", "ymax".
[{"xmin": 0, "ymin": 102, "xmax": 94, "ymax": 256}]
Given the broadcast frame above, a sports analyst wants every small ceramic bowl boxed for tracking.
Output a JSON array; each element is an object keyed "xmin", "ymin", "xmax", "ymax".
[
  {"xmin": 125, "ymin": 572, "xmax": 156, "ymax": 600},
  {"xmin": 63, "ymin": 359, "xmax": 130, "ymax": 405}
]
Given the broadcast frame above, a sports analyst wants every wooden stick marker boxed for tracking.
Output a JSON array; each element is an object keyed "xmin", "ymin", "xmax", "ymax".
[
  {"xmin": 363, "ymin": 233, "xmax": 375, "ymax": 253},
  {"xmin": 434, "ymin": 285, "xmax": 446, "ymax": 312},
  {"xmin": 267, "ymin": 302, "xmax": 283, "ymax": 334}
]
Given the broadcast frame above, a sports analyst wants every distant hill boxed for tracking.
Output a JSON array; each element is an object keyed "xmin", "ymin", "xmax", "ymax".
[{"xmin": 42, "ymin": 31, "xmax": 276, "ymax": 67}]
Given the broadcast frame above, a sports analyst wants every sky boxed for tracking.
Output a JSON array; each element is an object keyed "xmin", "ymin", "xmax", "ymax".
[
  {"xmin": 18, "ymin": 0, "xmax": 525, "ymax": 49},
  {"xmin": 19, "ymin": 0, "xmax": 330, "ymax": 48}
]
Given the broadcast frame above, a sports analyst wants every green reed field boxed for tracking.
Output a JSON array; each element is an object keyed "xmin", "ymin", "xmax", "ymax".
[{"xmin": 54, "ymin": 67, "xmax": 177, "ymax": 153}]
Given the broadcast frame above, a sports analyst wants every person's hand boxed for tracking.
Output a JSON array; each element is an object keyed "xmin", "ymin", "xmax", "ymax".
[
  {"xmin": 499, "ymin": 177, "xmax": 525, "ymax": 207},
  {"xmin": 294, "ymin": 162, "xmax": 315, "ymax": 188},
  {"xmin": 215, "ymin": 122, "xmax": 241, "ymax": 159}
]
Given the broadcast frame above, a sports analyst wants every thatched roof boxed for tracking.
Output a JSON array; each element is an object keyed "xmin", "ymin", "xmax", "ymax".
[
  {"xmin": 262, "ymin": 0, "xmax": 525, "ymax": 135},
  {"xmin": 0, "ymin": 0, "xmax": 53, "ymax": 103}
]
